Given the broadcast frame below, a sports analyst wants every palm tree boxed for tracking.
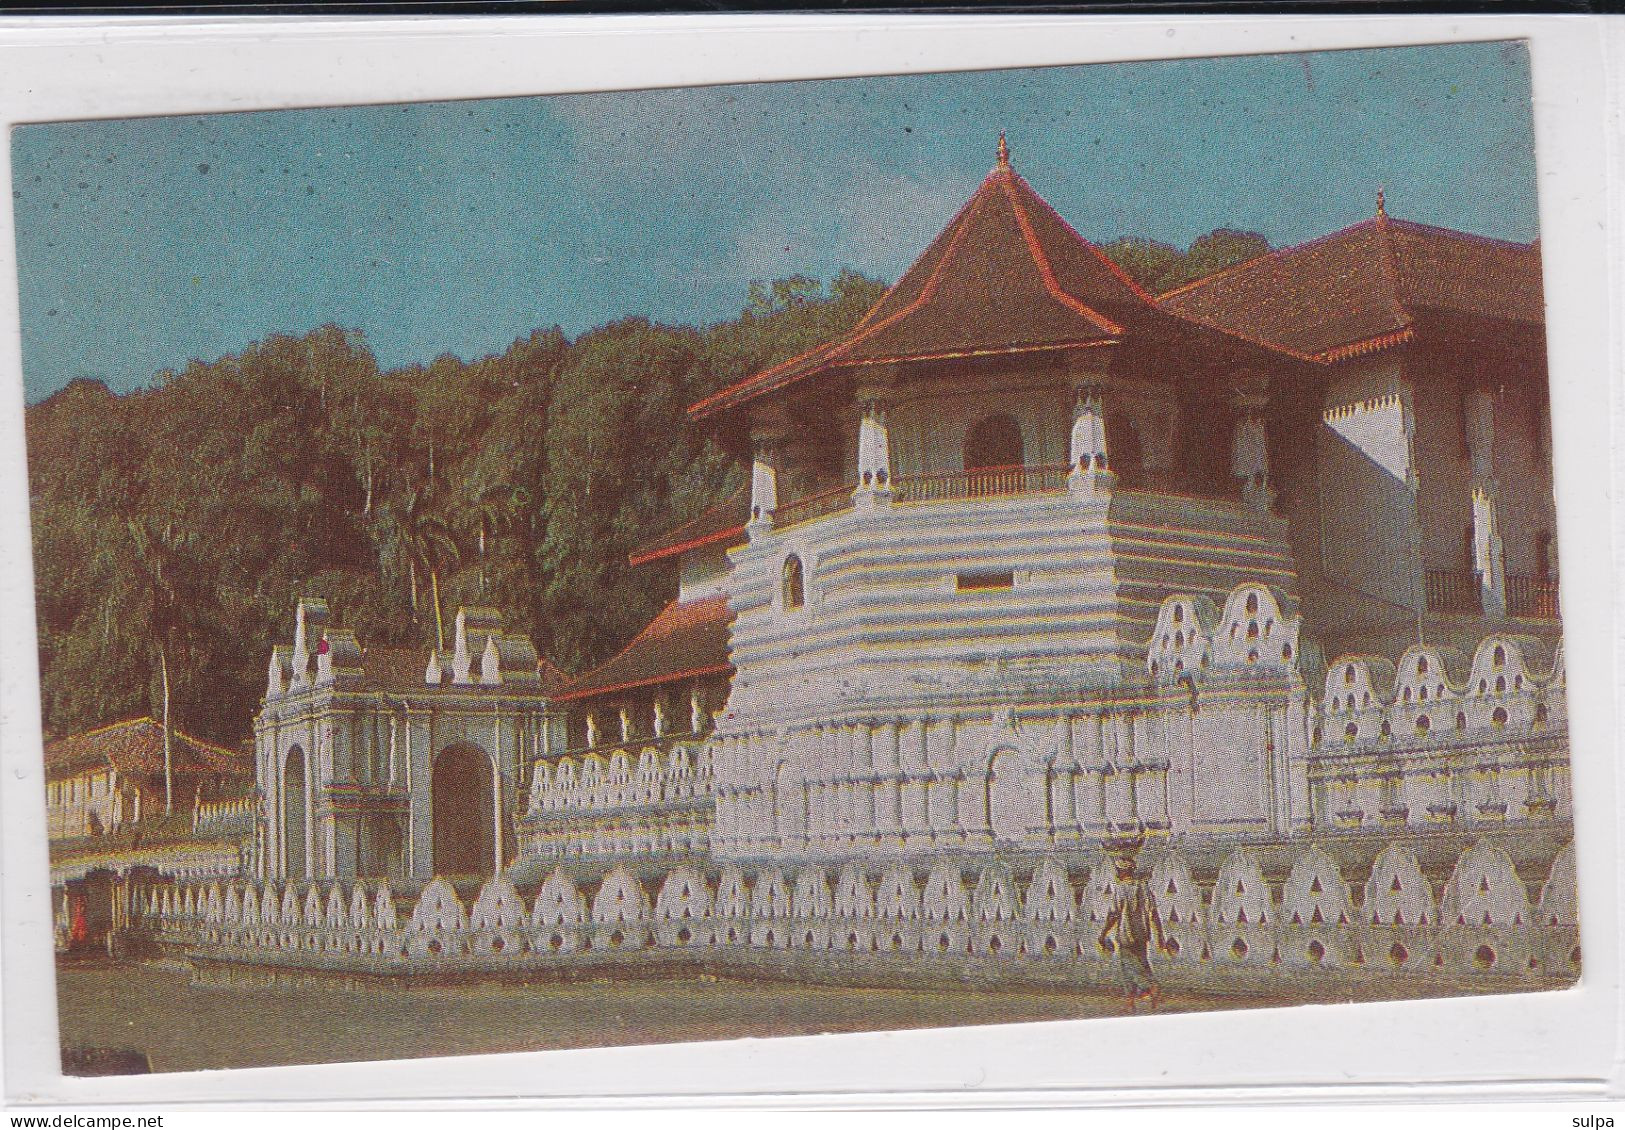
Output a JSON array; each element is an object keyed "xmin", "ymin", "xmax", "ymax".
[{"xmin": 388, "ymin": 484, "xmax": 460, "ymax": 651}]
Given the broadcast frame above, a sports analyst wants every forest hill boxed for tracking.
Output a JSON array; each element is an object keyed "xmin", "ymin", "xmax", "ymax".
[{"xmin": 25, "ymin": 230, "xmax": 1270, "ymax": 750}]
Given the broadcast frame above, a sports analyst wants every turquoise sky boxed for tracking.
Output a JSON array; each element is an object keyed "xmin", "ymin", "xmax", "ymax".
[{"xmin": 11, "ymin": 40, "xmax": 1538, "ymax": 402}]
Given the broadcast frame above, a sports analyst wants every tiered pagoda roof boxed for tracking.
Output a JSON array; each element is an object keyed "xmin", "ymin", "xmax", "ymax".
[
  {"xmin": 554, "ymin": 595, "xmax": 733, "ymax": 704},
  {"xmin": 690, "ymin": 136, "xmax": 1185, "ymax": 421},
  {"xmin": 1159, "ymin": 200, "xmax": 1544, "ymax": 363}
]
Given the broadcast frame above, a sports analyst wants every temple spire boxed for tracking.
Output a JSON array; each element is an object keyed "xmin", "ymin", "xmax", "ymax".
[
  {"xmin": 1376, "ymin": 186, "xmax": 1387, "ymax": 218},
  {"xmin": 996, "ymin": 131, "xmax": 1010, "ymax": 172}
]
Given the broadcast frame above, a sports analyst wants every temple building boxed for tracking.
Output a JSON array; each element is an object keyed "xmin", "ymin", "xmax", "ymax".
[
  {"xmin": 249, "ymin": 138, "xmax": 1567, "ymax": 889},
  {"xmin": 683, "ymin": 140, "xmax": 1563, "ymax": 861}
]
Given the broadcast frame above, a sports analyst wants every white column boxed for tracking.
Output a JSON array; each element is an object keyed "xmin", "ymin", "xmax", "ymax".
[
  {"xmin": 1068, "ymin": 382, "xmax": 1114, "ymax": 496},
  {"xmin": 853, "ymin": 397, "xmax": 894, "ymax": 509},
  {"xmin": 748, "ymin": 436, "xmax": 779, "ymax": 537},
  {"xmin": 303, "ymin": 740, "xmax": 317, "ymax": 881},
  {"xmin": 492, "ymin": 750, "xmax": 505, "ymax": 876}
]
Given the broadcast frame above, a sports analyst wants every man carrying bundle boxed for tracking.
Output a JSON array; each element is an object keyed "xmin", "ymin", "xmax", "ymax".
[{"xmin": 1097, "ymin": 832, "xmax": 1172, "ymax": 1012}]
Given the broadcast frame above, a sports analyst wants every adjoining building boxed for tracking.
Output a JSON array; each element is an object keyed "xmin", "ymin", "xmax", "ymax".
[
  {"xmin": 46, "ymin": 716, "xmax": 252, "ymax": 875},
  {"xmin": 45, "ymin": 716, "xmax": 254, "ymax": 952}
]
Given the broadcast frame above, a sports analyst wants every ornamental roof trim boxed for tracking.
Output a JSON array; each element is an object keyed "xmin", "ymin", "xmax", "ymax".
[{"xmin": 689, "ymin": 152, "xmax": 1167, "ymax": 421}]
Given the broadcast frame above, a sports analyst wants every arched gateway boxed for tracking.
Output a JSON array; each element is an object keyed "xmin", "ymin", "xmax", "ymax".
[{"xmin": 431, "ymin": 744, "xmax": 497, "ymax": 877}]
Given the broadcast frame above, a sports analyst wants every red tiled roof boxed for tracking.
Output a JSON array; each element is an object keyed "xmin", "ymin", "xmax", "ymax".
[
  {"xmin": 1159, "ymin": 215, "xmax": 1543, "ymax": 363},
  {"xmin": 690, "ymin": 158, "xmax": 1172, "ymax": 420},
  {"xmin": 44, "ymin": 718, "xmax": 249, "ymax": 782},
  {"xmin": 627, "ymin": 487, "xmax": 748, "ymax": 568},
  {"xmin": 554, "ymin": 596, "xmax": 733, "ymax": 703}
]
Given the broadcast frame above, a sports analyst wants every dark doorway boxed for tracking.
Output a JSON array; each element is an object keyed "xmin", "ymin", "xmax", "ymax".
[
  {"xmin": 283, "ymin": 746, "xmax": 306, "ymax": 879},
  {"xmin": 432, "ymin": 744, "xmax": 495, "ymax": 877},
  {"xmin": 963, "ymin": 414, "xmax": 1024, "ymax": 471},
  {"xmin": 364, "ymin": 816, "xmax": 405, "ymax": 880}
]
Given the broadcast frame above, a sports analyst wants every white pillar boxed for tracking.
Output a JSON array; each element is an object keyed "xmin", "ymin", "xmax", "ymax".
[
  {"xmin": 748, "ymin": 438, "xmax": 779, "ymax": 536},
  {"xmin": 853, "ymin": 398, "xmax": 894, "ymax": 509},
  {"xmin": 1068, "ymin": 383, "xmax": 1114, "ymax": 496}
]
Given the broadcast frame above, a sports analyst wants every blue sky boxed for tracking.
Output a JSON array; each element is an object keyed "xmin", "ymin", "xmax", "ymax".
[{"xmin": 11, "ymin": 40, "xmax": 1537, "ymax": 402}]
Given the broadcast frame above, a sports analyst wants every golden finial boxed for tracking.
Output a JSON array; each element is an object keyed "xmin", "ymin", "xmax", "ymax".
[
  {"xmin": 997, "ymin": 131, "xmax": 1010, "ymax": 171},
  {"xmin": 1376, "ymin": 186, "xmax": 1387, "ymax": 218}
]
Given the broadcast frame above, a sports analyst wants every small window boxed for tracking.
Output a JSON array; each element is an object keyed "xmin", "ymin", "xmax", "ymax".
[
  {"xmin": 957, "ymin": 570, "xmax": 1014, "ymax": 592},
  {"xmin": 782, "ymin": 555, "xmax": 805, "ymax": 610}
]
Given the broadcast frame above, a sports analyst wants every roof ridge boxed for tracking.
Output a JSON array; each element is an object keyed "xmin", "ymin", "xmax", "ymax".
[
  {"xmin": 1160, "ymin": 213, "xmax": 1535, "ymax": 304},
  {"xmin": 847, "ymin": 172, "xmax": 996, "ymax": 335},
  {"xmin": 998, "ymin": 173, "xmax": 1123, "ymax": 337},
  {"xmin": 1158, "ymin": 219, "xmax": 1385, "ymax": 301},
  {"xmin": 820, "ymin": 175, "xmax": 994, "ymax": 361},
  {"xmin": 1008, "ymin": 170, "xmax": 1161, "ymax": 306},
  {"xmin": 1383, "ymin": 216, "xmax": 1538, "ymax": 252},
  {"xmin": 1372, "ymin": 211, "xmax": 1415, "ymax": 332},
  {"xmin": 554, "ymin": 595, "xmax": 733, "ymax": 702},
  {"xmin": 45, "ymin": 716, "xmax": 157, "ymax": 745},
  {"xmin": 691, "ymin": 174, "xmax": 997, "ymax": 418}
]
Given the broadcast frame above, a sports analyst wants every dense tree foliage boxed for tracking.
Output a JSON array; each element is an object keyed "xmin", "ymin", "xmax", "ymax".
[
  {"xmin": 27, "ymin": 275, "xmax": 886, "ymax": 746},
  {"xmin": 27, "ymin": 229, "xmax": 1264, "ymax": 748},
  {"xmin": 1098, "ymin": 229, "xmax": 1271, "ymax": 294}
]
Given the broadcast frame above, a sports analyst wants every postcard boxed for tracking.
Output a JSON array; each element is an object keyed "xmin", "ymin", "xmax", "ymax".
[{"xmin": 1, "ymin": 14, "xmax": 1618, "ymax": 1108}]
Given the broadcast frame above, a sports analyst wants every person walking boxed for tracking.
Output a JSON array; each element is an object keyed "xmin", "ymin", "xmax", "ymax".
[{"xmin": 1097, "ymin": 838, "xmax": 1171, "ymax": 1012}]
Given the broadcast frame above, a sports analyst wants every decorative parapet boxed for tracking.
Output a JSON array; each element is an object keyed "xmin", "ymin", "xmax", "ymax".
[
  {"xmin": 1146, "ymin": 583, "xmax": 1304, "ymax": 684},
  {"xmin": 141, "ymin": 836, "xmax": 1579, "ymax": 983},
  {"xmin": 1315, "ymin": 635, "xmax": 1565, "ymax": 752},
  {"xmin": 1307, "ymin": 635, "xmax": 1568, "ymax": 834}
]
